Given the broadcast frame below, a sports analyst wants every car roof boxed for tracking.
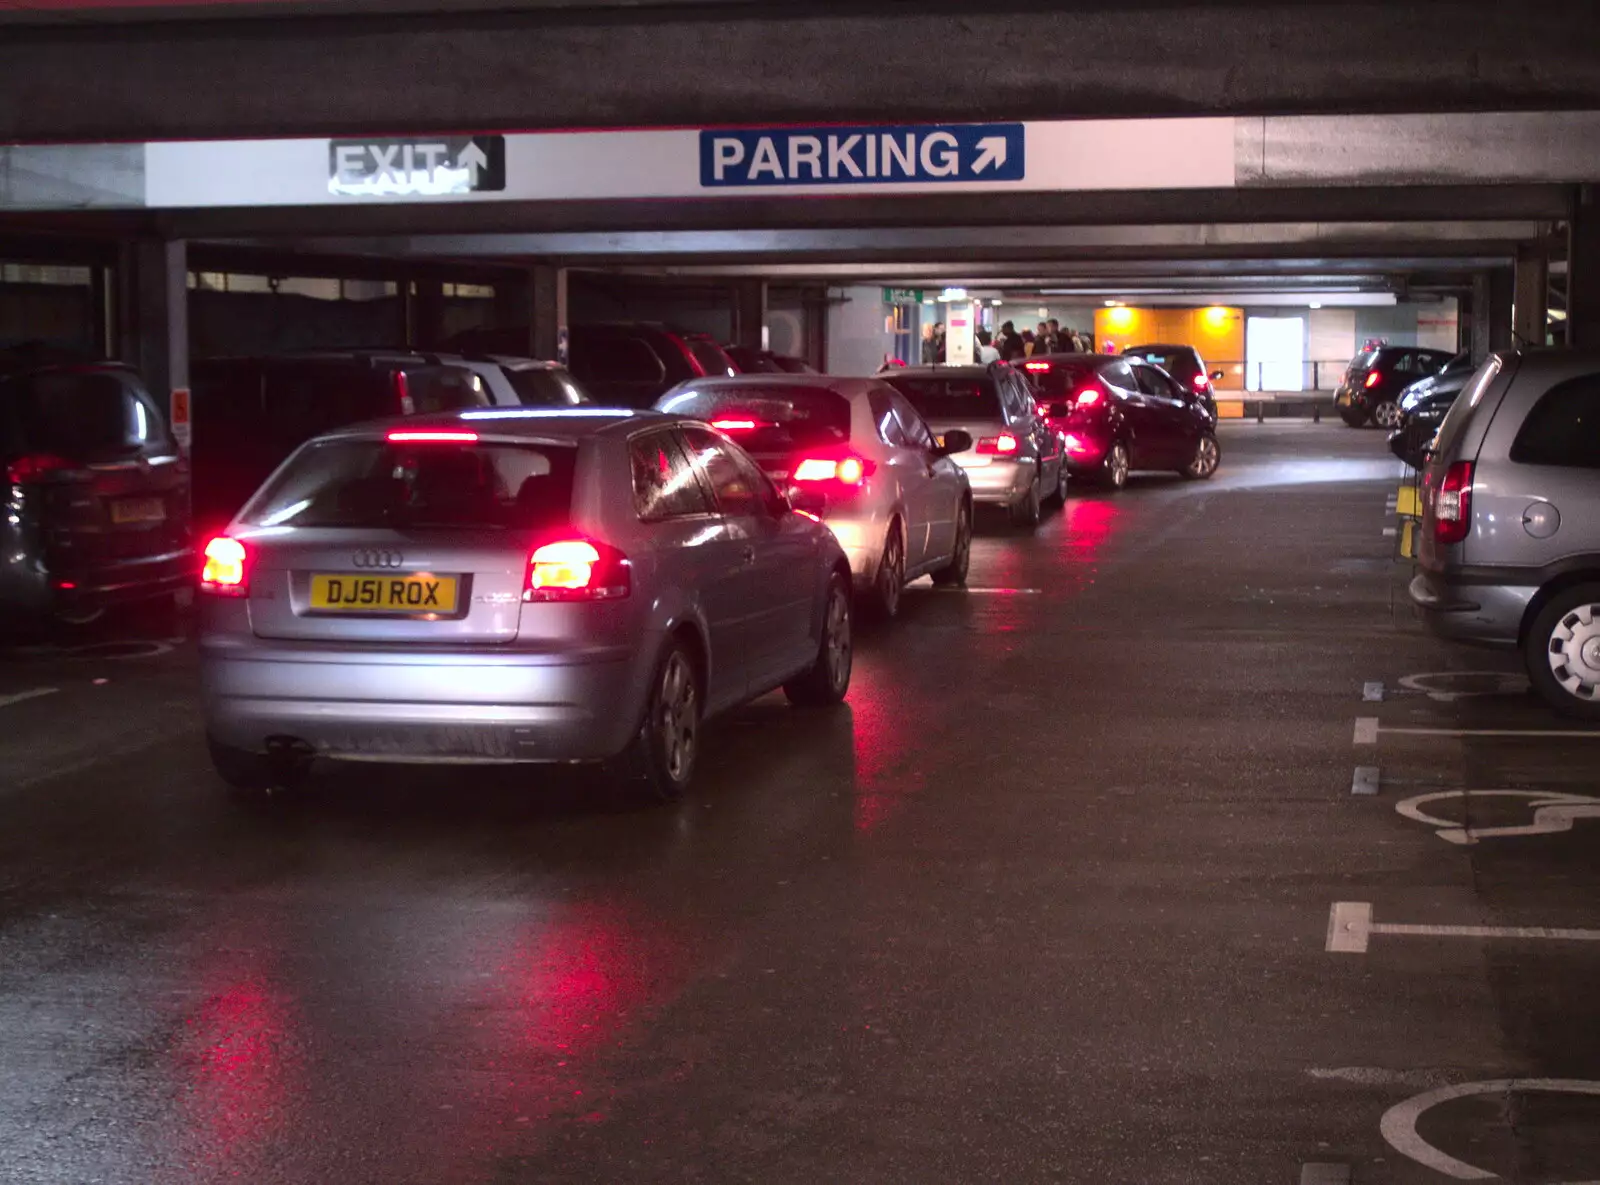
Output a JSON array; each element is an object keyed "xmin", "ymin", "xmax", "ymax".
[
  {"xmin": 318, "ymin": 406, "xmax": 675, "ymax": 443},
  {"xmin": 1122, "ymin": 343, "xmax": 1196, "ymax": 354},
  {"xmin": 1027, "ymin": 352, "xmax": 1123, "ymax": 366},
  {"xmin": 663, "ymin": 373, "xmax": 886, "ymax": 398},
  {"xmin": 887, "ymin": 364, "xmax": 1003, "ymax": 379},
  {"xmin": 1499, "ymin": 346, "xmax": 1600, "ymax": 375}
]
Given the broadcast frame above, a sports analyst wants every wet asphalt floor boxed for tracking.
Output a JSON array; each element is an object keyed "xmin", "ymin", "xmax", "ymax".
[{"xmin": 1, "ymin": 421, "xmax": 1598, "ymax": 1185}]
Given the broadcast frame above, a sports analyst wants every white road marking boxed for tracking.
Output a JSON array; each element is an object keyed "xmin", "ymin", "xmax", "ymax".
[
  {"xmin": 1351, "ymin": 766, "xmax": 1380, "ymax": 796},
  {"xmin": 0, "ymin": 687, "xmax": 58, "ymax": 709},
  {"xmin": 1396, "ymin": 670, "xmax": 1528, "ymax": 701},
  {"xmin": 1300, "ymin": 1165, "xmax": 1351, "ymax": 1185},
  {"xmin": 1382, "ymin": 526, "xmax": 1398, "ymax": 537},
  {"xmin": 1362, "ymin": 680, "xmax": 1385, "ymax": 702},
  {"xmin": 1380, "ymin": 1078, "xmax": 1600, "ymax": 1181},
  {"xmin": 1380, "ymin": 725, "xmax": 1600, "ymax": 740},
  {"xmin": 1396, "ymin": 789, "xmax": 1600, "ymax": 844},
  {"xmin": 1326, "ymin": 900, "xmax": 1600, "ymax": 954},
  {"xmin": 1353, "ymin": 717, "xmax": 1379, "ymax": 744}
]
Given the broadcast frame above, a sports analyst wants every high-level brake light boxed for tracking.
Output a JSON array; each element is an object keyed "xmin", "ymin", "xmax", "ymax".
[
  {"xmin": 710, "ymin": 418, "xmax": 767, "ymax": 431},
  {"xmin": 525, "ymin": 539, "xmax": 632, "ymax": 602},
  {"xmin": 201, "ymin": 536, "xmax": 249, "ymax": 596},
  {"xmin": 1432, "ymin": 461, "xmax": 1474, "ymax": 545},
  {"xmin": 1023, "ymin": 361, "xmax": 1051, "ymax": 372},
  {"xmin": 386, "ymin": 430, "xmax": 480, "ymax": 443}
]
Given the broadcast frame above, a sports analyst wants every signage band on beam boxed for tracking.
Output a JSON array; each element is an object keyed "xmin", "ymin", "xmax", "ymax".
[{"xmin": 699, "ymin": 123, "xmax": 1025, "ymax": 188}]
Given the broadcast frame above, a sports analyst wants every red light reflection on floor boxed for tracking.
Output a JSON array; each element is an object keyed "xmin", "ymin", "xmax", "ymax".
[
  {"xmin": 1062, "ymin": 498, "xmax": 1122, "ymax": 569},
  {"xmin": 849, "ymin": 657, "xmax": 924, "ymax": 835}
]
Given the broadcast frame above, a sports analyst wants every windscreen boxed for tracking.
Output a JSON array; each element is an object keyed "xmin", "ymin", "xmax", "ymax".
[
  {"xmin": 239, "ymin": 438, "xmax": 576, "ymax": 530},
  {"xmin": 507, "ymin": 368, "xmax": 588, "ymax": 407},
  {"xmin": 14, "ymin": 370, "xmax": 174, "ymax": 460},
  {"xmin": 1349, "ymin": 348, "xmax": 1381, "ymax": 372},
  {"xmin": 1025, "ymin": 365, "xmax": 1101, "ymax": 398},
  {"xmin": 658, "ymin": 385, "xmax": 852, "ymax": 454},
  {"xmin": 881, "ymin": 376, "xmax": 1002, "ymax": 421}
]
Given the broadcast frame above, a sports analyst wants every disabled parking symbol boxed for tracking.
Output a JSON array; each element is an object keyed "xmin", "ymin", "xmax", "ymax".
[{"xmin": 1395, "ymin": 789, "xmax": 1600, "ymax": 845}]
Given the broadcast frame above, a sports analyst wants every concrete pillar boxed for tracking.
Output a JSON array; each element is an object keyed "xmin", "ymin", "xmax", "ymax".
[
  {"xmin": 118, "ymin": 239, "xmax": 189, "ymax": 426},
  {"xmin": 492, "ymin": 271, "xmax": 538, "ymax": 355},
  {"xmin": 1569, "ymin": 185, "xmax": 1600, "ymax": 349},
  {"xmin": 405, "ymin": 277, "xmax": 445, "ymax": 349},
  {"xmin": 531, "ymin": 265, "xmax": 568, "ymax": 364},
  {"xmin": 731, "ymin": 279, "xmax": 767, "ymax": 352},
  {"xmin": 1468, "ymin": 273, "xmax": 1491, "ymax": 363},
  {"xmin": 1514, "ymin": 246, "xmax": 1549, "ymax": 348},
  {"xmin": 1488, "ymin": 267, "xmax": 1515, "ymax": 353}
]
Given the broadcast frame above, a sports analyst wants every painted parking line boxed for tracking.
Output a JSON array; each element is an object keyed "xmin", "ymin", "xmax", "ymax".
[
  {"xmin": 1326, "ymin": 901, "xmax": 1600, "ymax": 954},
  {"xmin": 1354, "ymin": 717, "xmax": 1379, "ymax": 744},
  {"xmin": 1381, "ymin": 1078, "xmax": 1600, "ymax": 1181},
  {"xmin": 0, "ymin": 687, "xmax": 58, "ymax": 709},
  {"xmin": 1377, "ymin": 725, "xmax": 1600, "ymax": 740}
]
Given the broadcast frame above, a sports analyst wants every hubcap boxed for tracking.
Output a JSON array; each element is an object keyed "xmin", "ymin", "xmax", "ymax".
[
  {"xmin": 880, "ymin": 534, "xmax": 902, "ymax": 610},
  {"xmin": 1375, "ymin": 401, "xmax": 1402, "ymax": 428},
  {"xmin": 956, "ymin": 511, "xmax": 971, "ymax": 569},
  {"xmin": 1111, "ymin": 447, "xmax": 1129, "ymax": 486},
  {"xmin": 656, "ymin": 652, "xmax": 698, "ymax": 779},
  {"xmin": 824, "ymin": 589, "xmax": 852, "ymax": 687},
  {"xmin": 1547, "ymin": 604, "xmax": 1600, "ymax": 699},
  {"xmin": 1194, "ymin": 437, "xmax": 1218, "ymax": 475}
]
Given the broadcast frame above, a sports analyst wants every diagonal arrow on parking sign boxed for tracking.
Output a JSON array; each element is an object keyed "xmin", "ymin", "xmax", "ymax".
[{"xmin": 971, "ymin": 136, "xmax": 1008, "ymax": 174}]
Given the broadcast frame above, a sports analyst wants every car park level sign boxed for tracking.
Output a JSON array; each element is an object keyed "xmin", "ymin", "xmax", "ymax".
[
  {"xmin": 700, "ymin": 123, "xmax": 1025, "ymax": 187},
  {"xmin": 328, "ymin": 136, "xmax": 505, "ymax": 197}
]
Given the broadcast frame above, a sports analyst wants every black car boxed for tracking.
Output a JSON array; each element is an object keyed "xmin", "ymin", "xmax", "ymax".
[
  {"xmin": 188, "ymin": 351, "xmax": 490, "ymax": 534},
  {"xmin": 1334, "ymin": 344, "xmax": 1455, "ymax": 428},
  {"xmin": 1386, "ymin": 351, "xmax": 1475, "ymax": 469},
  {"xmin": 724, "ymin": 346, "xmax": 817, "ymax": 375},
  {"xmin": 448, "ymin": 322, "xmax": 719, "ymax": 408},
  {"xmin": 1122, "ymin": 343, "xmax": 1223, "ymax": 417},
  {"xmin": 0, "ymin": 350, "xmax": 192, "ymax": 628}
]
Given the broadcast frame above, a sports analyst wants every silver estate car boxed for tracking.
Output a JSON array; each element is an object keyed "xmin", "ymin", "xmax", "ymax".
[
  {"xmin": 879, "ymin": 363, "xmax": 1067, "ymax": 527},
  {"xmin": 199, "ymin": 407, "xmax": 855, "ymax": 800},
  {"xmin": 656, "ymin": 375, "xmax": 973, "ymax": 619},
  {"xmin": 1411, "ymin": 348, "xmax": 1600, "ymax": 717}
]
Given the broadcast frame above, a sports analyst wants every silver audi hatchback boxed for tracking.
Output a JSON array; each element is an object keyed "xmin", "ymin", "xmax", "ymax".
[{"xmin": 199, "ymin": 407, "xmax": 854, "ymax": 800}]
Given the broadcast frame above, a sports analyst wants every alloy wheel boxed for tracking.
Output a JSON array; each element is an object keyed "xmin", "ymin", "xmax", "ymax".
[
  {"xmin": 655, "ymin": 650, "xmax": 699, "ymax": 781},
  {"xmin": 1189, "ymin": 434, "xmax": 1220, "ymax": 478},
  {"xmin": 823, "ymin": 585, "xmax": 852, "ymax": 691},
  {"xmin": 1373, "ymin": 400, "xmax": 1403, "ymax": 429},
  {"xmin": 877, "ymin": 531, "xmax": 904, "ymax": 616},
  {"xmin": 1108, "ymin": 444, "xmax": 1130, "ymax": 489}
]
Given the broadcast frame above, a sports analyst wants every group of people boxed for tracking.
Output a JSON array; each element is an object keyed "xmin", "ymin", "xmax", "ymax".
[{"xmin": 919, "ymin": 318, "xmax": 1090, "ymax": 364}]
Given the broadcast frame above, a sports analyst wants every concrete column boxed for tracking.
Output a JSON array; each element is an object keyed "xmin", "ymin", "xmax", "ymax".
[
  {"xmin": 1488, "ymin": 267, "xmax": 1515, "ymax": 353},
  {"xmin": 492, "ymin": 271, "xmax": 537, "ymax": 355},
  {"xmin": 731, "ymin": 279, "xmax": 767, "ymax": 352},
  {"xmin": 1468, "ymin": 273, "xmax": 1491, "ymax": 363},
  {"xmin": 1514, "ymin": 246, "xmax": 1549, "ymax": 347},
  {"xmin": 117, "ymin": 239, "xmax": 189, "ymax": 417},
  {"xmin": 531, "ymin": 265, "xmax": 568, "ymax": 363},
  {"xmin": 1569, "ymin": 185, "xmax": 1600, "ymax": 349}
]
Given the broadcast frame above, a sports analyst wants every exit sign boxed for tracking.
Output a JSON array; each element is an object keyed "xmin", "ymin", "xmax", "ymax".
[{"xmin": 883, "ymin": 288, "xmax": 925, "ymax": 304}]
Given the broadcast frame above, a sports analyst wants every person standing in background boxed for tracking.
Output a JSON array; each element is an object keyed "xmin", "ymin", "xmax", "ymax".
[
  {"xmin": 920, "ymin": 322, "xmax": 936, "ymax": 364},
  {"xmin": 975, "ymin": 327, "xmax": 1000, "ymax": 363},
  {"xmin": 932, "ymin": 322, "xmax": 947, "ymax": 363}
]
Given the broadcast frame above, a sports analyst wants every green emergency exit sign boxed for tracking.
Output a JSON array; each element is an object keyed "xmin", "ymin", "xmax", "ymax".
[{"xmin": 883, "ymin": 288, "xmax": 925, "ymax": 304}]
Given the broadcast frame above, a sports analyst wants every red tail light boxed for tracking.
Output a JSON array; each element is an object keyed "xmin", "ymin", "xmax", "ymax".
[
  {"xmin": 792, "ymin": 454, "xmax": 874, "ymax": 486},
  {"xmin": 1192, "ymin": 373, "xmax": 1211, "ymax": 390},
  {"xmin": 6, "ymin": 453, "xmax": 74, "ymax": 484},
  {"xmin": 1075, "ymin": 388, "xmax": 1103, "ymax": 408},
  {"xmin": 524, "ymin": 538, "xmax": 631, "ymax": 602},
  {"xmin": 977, "ymin": 434, "xmax": 1020, "ymax": 455},
  {"xmin": 1365, "ymin": 371, "xmax": 1382, "ymax": 389},
  {"xmin": 386, "ymin": 430, "xmax": 479, "ymax": 443},
  {"xmin": 1432, "ymin": 461, "xmax": 1474, "ymax": 545},
  {"xmin": 201, "ymin": 536, "xmax": 249, "ymax": 596}
]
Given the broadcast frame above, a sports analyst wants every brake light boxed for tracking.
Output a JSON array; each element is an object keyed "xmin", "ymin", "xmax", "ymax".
[
  {"xmin": 200, "ymin": 536, "xmax": 249, "ymax": 596},
  {"xmin": 1023, "ymin": 361, "xmax": 1051, "ymax": 372},
  {"xmin": 977, "ymin": 434, "xmax": 1020, "ymax": 455},
  {"xmin": 1192, "ymin": 373, "xmax": 1210, "ymax": 390},
  {"xmin": 5, "ymin": 453, "xmax": 73, "ymax": 484},
  {"xmin": 710, "ymin": 418, "xmax": 767, "ymax": 431},
  {"xmin": 792, "ymin": 454, "xmax": 874, "ymax": 486},
  {"xmin": 1365, "ymin": 371, "xmax": 1382, "ymax": 389},
  {"xmin": 1433, "ymin": 461, "xmax": 1474, "ymax": 545},
  {"xmin": 385, "ymin": 430, "xmax": 479, "ymax": 443},
  {"xmin": 524, "ymin": 539, "xmax": 631, "ymax": 602}
]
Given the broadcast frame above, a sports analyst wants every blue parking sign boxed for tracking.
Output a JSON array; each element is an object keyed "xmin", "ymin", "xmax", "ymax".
[{"xmin": 700, "ymin": 123, "xmax": 1026, "ymax": 188}]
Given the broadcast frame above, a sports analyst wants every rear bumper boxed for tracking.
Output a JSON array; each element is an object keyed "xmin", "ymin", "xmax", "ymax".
[
  {"xmin": 953, "ymin": 456, "xmax": 1033, "ymax": 504},
  {"xmin": 1408, "ymin": 568, "xmax": 1533, "ymax": 648},
  {"xmin": 200, "ymin": 637, "xmax": 650, "ymax": 763}
]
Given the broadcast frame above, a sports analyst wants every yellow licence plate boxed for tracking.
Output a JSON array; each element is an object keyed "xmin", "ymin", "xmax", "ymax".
[
  {"xmin": 110, "ymin": 497, "xmax": 165, "ymax": 525},
  {"xmin": 309, "ymin": 573, "xmax": 459, "ymax": 614}
]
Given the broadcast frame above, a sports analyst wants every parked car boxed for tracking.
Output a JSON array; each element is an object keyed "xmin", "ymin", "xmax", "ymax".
[
  {"xmin": 199, "ymin": 407, "xmax": 854, "ymax": 801},
  {"xmin": 1387, "ymin": 351, "xmax": 1475, "ymax": 470},
  {"xmin": 1122, "ymin": 343, "xmax": 1224, "ymax": 417},
  {"xmin": 407, "ymin": 352, "xmax": 591, "ymax": 408},
  {"xmin": 879, "ymin": 362, "xmax": 1066, "ymax": 527},
  {"xmin": 1410, "ymin": 348, "xmax": 1600, "ymax": 717},
  {"xmin": 1021, "ymin": 353, "xmax": 1220, "ymax": 489},
  {"xmin": 189, "ymin": 351, "xmax": 491, "ymax": 534},
  {"xmin": 656, "ymin": 374, "xmax": 973, "ymax": 618},
  {"xmin": 681, "ymin": 333, "xmax": 742, "ymax": 378},
  {"xmin": 0, "ymin": 351, "xmax": 192, "ymax": 628},
  {"xmin": 446, "ymin": 322, "xmax": 715, "ymax": 408},
  {"xmin": 1335, "ymin": 344, "xmax": 1456, "ymax": 428},
  {"xmin": 724, "ymin": 346, "xmax": 817, "ymax": 375}
]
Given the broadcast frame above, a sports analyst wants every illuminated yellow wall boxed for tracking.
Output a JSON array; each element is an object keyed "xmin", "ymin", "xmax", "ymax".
[{"xmin": 1092, "ymin": 306, "xmax": 1246, "ymax": 390}]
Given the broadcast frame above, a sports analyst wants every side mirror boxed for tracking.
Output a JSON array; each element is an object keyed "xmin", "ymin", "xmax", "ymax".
[
  {"xmin": 789, "ymin": 487, "xmax": 828, "ymax": 517},
  {"xmin": 934, "ymin": 429, "xmax": 973, "ymax": 456},
  {"xmin": 1210, "ymin": 370, "xmax": 1224, "ymax": 381}
]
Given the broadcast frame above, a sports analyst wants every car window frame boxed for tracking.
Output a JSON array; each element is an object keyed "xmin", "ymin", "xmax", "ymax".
[
  {"xmin": 679, "ymin": 425, "xmax": 787, "ymax": 519},
  {"xmin": 888, "ymin": 392, "xmax": 938, "ymax": 451},
  {"xmin": 627, "ymin": 426, "xmax": 717, "ymax": 522}
]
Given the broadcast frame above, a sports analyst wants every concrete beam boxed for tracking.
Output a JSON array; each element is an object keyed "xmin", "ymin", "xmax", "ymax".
[{"xmin": 5, "ymin": 3, "xmax": 1600, "ymax": 143}]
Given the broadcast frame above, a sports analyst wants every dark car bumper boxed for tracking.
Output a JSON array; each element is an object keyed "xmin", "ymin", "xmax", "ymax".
[
  {"xmin": 1408, "ymin": 566, "xmax": 1534, "ymax": 648},
  {"xmin": 1387, "ymin": 410, "xmax": 1445, "ymax": 469},
  {"xmin": 52, "ymin": 548, "xmax": 196, "ymax": 617}
]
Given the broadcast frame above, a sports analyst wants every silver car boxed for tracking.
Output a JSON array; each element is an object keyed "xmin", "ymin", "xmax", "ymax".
[
  {"xmin": 199, "ymin": 407, "xmax": 855, "ymax": 800},
  {"xmin": 879, "ymin": 362, "xmax": 1068, "ymax": 527},
  {"xmin": 655, "ymin": 375, "xmax": 973, "ymax": 619},
  {"xmin": 1411, "ymin": 348, "xmax": 1600, "ymax": 717}
]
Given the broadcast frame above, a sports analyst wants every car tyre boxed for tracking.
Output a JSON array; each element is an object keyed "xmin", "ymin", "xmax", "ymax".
[
  {"xmin": 1010, "ymin": 476, "xmax": 1042, "ymax": 527},
  {"xmin": 1524, "ymin": 584, "xmax": 1600, "ymax": 720},
  {"xmin": 866, "ymin": 525, "xmax": 905, "ymax": 621},
  {"xmin": 930, "ymin": 501, "xmax": 972, "ymax": 587},
  {"xmin": 1101, "ymin": 442, "xmax": 1130, "ymax": 491},
  {"xmin": 784, "ymin": 574, "xmax": 853, "ymax": 706},
  {"xmin": 1181, "ymin": 431, "xmax": 1221, "ymax": 480},
  {"xmin": 1050, "ymin": 456, "xmax": 1070, "ymax": 506},
  {"xmin": 616, "ymin": 639, "xmax": 701, "ymax": 800},
  {"xmin": 1339, "ymin": 408, "xmax": 1366, "ymax": 428}
]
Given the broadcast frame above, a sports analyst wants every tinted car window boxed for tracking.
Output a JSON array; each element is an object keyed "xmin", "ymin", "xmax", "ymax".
[
  {"xmin": 1025, "ymin": 364, "xmax": 1100, "ymax": 398},
  {"xmin": 240, "ymin": 439, "xmax": 576, "ymax": 530},
  {"xmin": 1103, "ymin": 360, "xmax": 1138, "ymax": 391},
  {"xmin": 881, "ymin": 375, "xmax": 1002, "ymax": 421},
  {"xmin": 1510, "ymin": 374, "xmax": 1600, "ymax": 469},
  {"xmin": 1125, "ymin": 348, "xmax": 1199, "ymax": 381},
  {"xmin": 889, "ymin": 394, "xmax": 937, "ymax": 450},
  {"xmin": 657, "ymin": 385, "xmax": 852, "ymax": 454},
  {"xmin": 582, "ymin": 337, "xmax": 665, "ymax": 385},
  {"xmin": 13, "ymin": 370, "xmax": 173, "ymax": 459},
  {"xmin": 405, "ymin": 366, "xmax": 490, "ymax": 413},
  {"xmin": 629, "ymin": 430, "xmax": 713, "ymax": 520},
  {"xmin": 1351, "ymin": 348, "xmax": 1382, "ymax": 371},
  {"xmin": 679, "ymin": 427, "xmax": 774, "ymax": 518},
  {"xmin": 507, "ymin": 367, "xmax": 588, "ymax": 407}
]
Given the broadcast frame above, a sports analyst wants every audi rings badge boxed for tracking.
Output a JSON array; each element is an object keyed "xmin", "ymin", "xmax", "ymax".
[{"xmin": 351, "ymin": 549, "xmax": 404, "ymax": 569}]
